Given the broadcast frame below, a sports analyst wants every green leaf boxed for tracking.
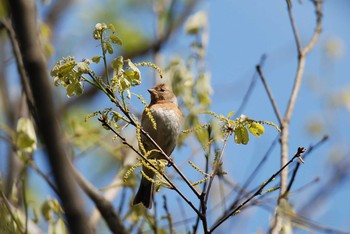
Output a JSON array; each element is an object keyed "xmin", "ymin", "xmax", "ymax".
[
  {"xmin": 16, "ymin": 118, "xmax": 37, "ymax": 153},
  {"xmin": 77, "ymin": 62, "xmax": 90, "ymax": 74},
  {"xmin": 111, "ymin": 56, "xmax": 124, "ymax": 72},
  {"xmin": 227, "ymin": 111, "xmax": 235, "ymax": 119},
  {"xmin": 57, "ymin": 61, "xmax": 76, "ymax": 77},
  {"xmin": 234, "ymin": 126, "xmax": 249, "ymax": 145},
  {"xmin": 91, "ymin": 56, "xmax": 101, "ymax": 63},
  {"xmin": 105, "ymin": 41, "xmax": 113, "ymax": 54},
  {"xmin": 41, "ymin": 200, "xmax": 52, "ymax": 221},
  {"xmin": 16, "ymin": 132, "xmax": 35, "ymax": 151},
  {"xmin": 125, "ymin": 60, "xmax": 141, "ymax": 85},
  {"xmin": 119, "ymin": 77, "xmax": 131, "ymax": 91},
  {"xmin": 66, "ymin": 80, "xmax": 83, "ymax": 97},
  {"xmin": 110, "ymin": 34, "xmax": 122, "ymax": 46},
  {"xmin": 108, "ymin": 23, "xmax": 116, "ymax": 33},
  {"xmin": 248, "ymin": 122, "xmax": 265, "ymax": 137}
]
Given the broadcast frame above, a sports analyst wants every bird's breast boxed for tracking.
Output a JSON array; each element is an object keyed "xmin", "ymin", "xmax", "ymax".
[{"xmin": 141, "ymin": 103, "xmax": 182, "ymax": 156}]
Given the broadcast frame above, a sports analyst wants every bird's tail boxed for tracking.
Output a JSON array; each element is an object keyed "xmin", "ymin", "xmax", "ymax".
[{"xmin": 133, "ymin": 176, "xmax": 154, "ymax": 209}]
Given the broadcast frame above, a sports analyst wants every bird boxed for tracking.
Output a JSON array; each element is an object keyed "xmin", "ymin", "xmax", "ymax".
[{"xmin": 133, "ymin": 83, "xmax": 183, "ymax": 209}]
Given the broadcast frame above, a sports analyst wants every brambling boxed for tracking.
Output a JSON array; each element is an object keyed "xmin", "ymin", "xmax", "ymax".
[{"xmin": 133, "ymin": 83, "xmax": 183, "ymax": 209}]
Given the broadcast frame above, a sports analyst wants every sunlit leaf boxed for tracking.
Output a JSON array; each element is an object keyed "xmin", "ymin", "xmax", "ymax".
[
  {"xmin": 41, "ymin": 200, "xmax": 52, "ymax": 221},
  {"xmin": 111, "ymin": 56, "xmax": 124, "ymax": 72},
  {"xmin": 119, "ymin": 77, "xmax": 131, "ymax": 91},
  {"xmin": 110, "ymin": 34, "xmax": 122, "ymax": 46},
  {"xmin": 248, "ymin": 122, "xmax": 264, "ymax": 137},
  {"xmin": 57, "ymin": 61, "xmax": 76, "ymax": 77},
  {"xmin": 227, "ymin": 111, "xmax": 235, "ymax": 119},
  {"xmin": 105, "ymin": 41, "xmax": 113, "ymax": 54},
  {"xmin": 125, "ymin": 60, "xmax": 141, "ymax": 85},
  {"xmin": 66, "ymin": 80, "xmax": 83, "ymax": 97},
  {"xmin": 16, "ymin": 118, "xmax": 37, "ymax": 153},
  {"xmin": 234, "ymin": 126, "xmax": 249, "ymax": 145},
  {"xmin": 77, "ymin": 61, "xmax": 90, "ymax": 74},
  {"xmin": 91, "ymin": 56, "xmax": 101, "ymax": 64},
  {"xmin": 108, "ymin": 23, "xmax": 116, "ymax": 33}
]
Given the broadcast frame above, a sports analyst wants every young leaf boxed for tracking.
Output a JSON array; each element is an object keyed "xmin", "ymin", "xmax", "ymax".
[
  {"xmin": 248, "ymin": 122, "xmax": 265, "ymax": 137},
  {"xmin": 111, "ymin": 56, "xmax": 124, "ymax": 72},
  {"xmin": 227, "ymin": 111, "xmax": 235, "ymax": 119},
  {"xmin": 57, "ymin": 61, "xmax": 76, "ymax": 77},
  {"xmin": 109, "ymin": 34, "xmax": 122, "ymax": 46},
  {"xmin": 77, "ymin": 61, "xmax": 90, "ymax": 74},
  {"xmin": 234, "ymin": 126, "xmax": 249, "ymax": 145},
  {"xmin": 66, "ymin": 80, "xmax": 83, "ymax": 97},
  {"xmin": 91, "ymin": 56, "xmax": 101, "ymax": 63},
  {"xmin": 105, "ymin": 41, "xmax": 114, "ymax": 54},
  {"xmin": 108, "ymin": 23, "xmax": 116, "ymax": 32},
  {"xmin": 16, "ymin": 118, "xmax": 37, "ymax": 153},
  {"xmin": 125, "ymin": 60, "xmax": 141, "ymax": 85}
]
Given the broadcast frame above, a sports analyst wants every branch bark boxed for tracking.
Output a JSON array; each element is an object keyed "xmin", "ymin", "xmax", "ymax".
[
  {"xmin": 8, "ymin": 1, "xmax": 92, "ymax": 233},
  {"xmin": 270, "ymin": 1, "xmax": 323, "ymax": 233}
]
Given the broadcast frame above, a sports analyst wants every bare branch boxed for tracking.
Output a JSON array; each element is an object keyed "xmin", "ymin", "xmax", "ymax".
[
  {"xmin": 210, "ymin": 147, "xmax": 306, "ymax": 233},
  {"xmin": 235, "ymin": 54, "xmax": 267, "ymax": 117},
  {"xmin": 0, "ymin": 19, "xmax": 35, "ymax": 120},
  {"xmin": 287, "ymin": 1, "xmax": 302, "ymax": 55},
  {"xmin": 272, "ymin": 1, "xmax": 323, "ymax": 232},
  {"xmin": 256, "ymin": 65, "xmax": 283, "ymax": 126},
  {"xmin": 163, "ymin": 195, "xmax": 174, "ymax": 234}
]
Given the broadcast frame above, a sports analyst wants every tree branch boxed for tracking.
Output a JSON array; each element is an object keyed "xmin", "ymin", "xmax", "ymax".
[
  {"xmin": 210, "ymin": 147, "xmax": 306, "ymax": 233},
  {"xmin": 271, "ymin": 2, "xmax": 323, "ymax": 232},
  {"xmin": 256, "ymin": 65, "xmax": 283, "ymax": 126},
  {"xmin": 8, "ymin": 1, "xmax": 92, "ymax": 233}
]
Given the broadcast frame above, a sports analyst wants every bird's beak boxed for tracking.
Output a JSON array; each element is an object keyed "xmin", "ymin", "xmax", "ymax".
[{"xmin": 148, "ymin": 88, "xmax": 156, "ymax": 94}]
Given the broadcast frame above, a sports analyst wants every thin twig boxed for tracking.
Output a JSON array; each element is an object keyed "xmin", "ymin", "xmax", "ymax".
[
  {"xmin": 272, "ymin": 2, "xmax": 323, "ymax": 232},
  {"xmin": 0, "ymin": 19, "xmax": 35, "ymax": 121},
  {"xmin": 302, "ymin": 134, "xmax": 328, "ymax": 160},
  {"xmin": 29, "ymin": 161, "xmax": 60, "ymax": 196},
  {"xmin": 230, "ymin": 136, "xmax": 279, "ymax": 211},
  {"xmin": 205, "ymin": 134, "xmax": 231, "ymax": 204},
  {"xmin": 210, "ymin": 147, "xmax": 306, "ymax": 233},
  {"xmin": 235, "ymin": 54, "xmax": 267, "ymax": 117},
  {"xmin": 107, "ymin": 93, "xmax": 201, "ymax": 199},
  {"xmin": 303, "ymin": 0, "xmax": 323, "ymax": 55},
  {"xmin": 177, "ymin": 198, "xmax": 191, "ymax": 234},
  {"xmin": 163, "ymin": 195, "xmax": 174, "ymax": 234},
  {"xmin": 284, "ymin": 162, "xmax": 301, "ymax": 198},
  {"xmin": 0, "ymin": 192, "xmax": 24, "ymax": 234},
  {"xmin": 22, "ymin": 177, "xmax": 28, "ymax": 234},
  {"xmin": 193, "ymin": 122, "xmax": 213, "ymax": 234},
  {"xmin": 287, "ymin": 1, "xmax": 302, "ymax": 55},
  {"xmin": 256, "ymin": 65, "xmax": 283, "ymax": 126},
  {"xmin": 99, "ymin": 118, "xmax": 201, "ymax": 217},
  {"xmin": 154, "ymin": 201, "xmax": 158, "ymax": 234}
]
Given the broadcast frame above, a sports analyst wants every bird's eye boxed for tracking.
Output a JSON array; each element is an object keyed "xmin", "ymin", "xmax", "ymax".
[{"xmin": 160, "ymin": 88, "xmax": 165, "ymax": 92}]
